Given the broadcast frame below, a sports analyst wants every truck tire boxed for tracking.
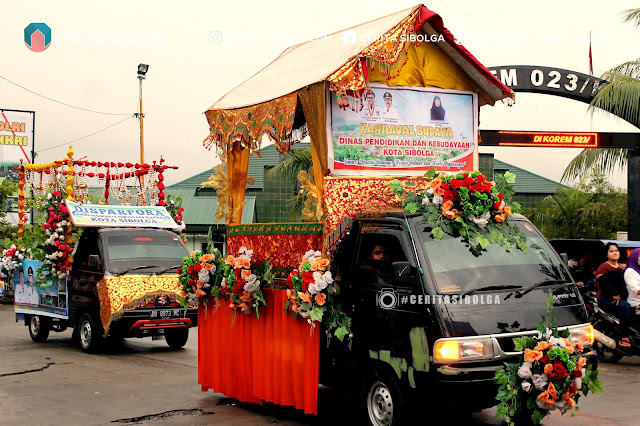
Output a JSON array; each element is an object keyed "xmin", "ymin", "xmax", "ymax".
[
  {"xmin": 363, "ymin": 369, "xmax": 403, "ymax": 426},
  {"xmin": 78, "ymin": 313, "xmax": 104, "ymax": 353},
  {"xmin": 28, "ymin": 315, "xmax": 51, "ymax": 343},
  {"xmin": 165, "ymin": 327, "xmax": 189, "ymax": 349}
]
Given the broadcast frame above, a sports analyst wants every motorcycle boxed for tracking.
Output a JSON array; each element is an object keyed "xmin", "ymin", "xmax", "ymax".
[{"xmin": 581, "ymin": 288, "xmax": 640, "ymax": 363}]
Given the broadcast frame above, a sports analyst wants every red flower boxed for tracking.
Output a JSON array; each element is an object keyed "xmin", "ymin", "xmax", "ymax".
[
  {"xmin": 477, "ymin": 175, "xmax": 486, "ymax": 183},
  {"xmin": 188, "ymin": 279, "xmax": 195, "ymax": 286},
  {"xmin": 450, "ymin": 179, "xmax": 463, "ymax": 188},
  {"xmin": 548, "ymin": 361, "xmax": 568, "ymax": 381},
  {"xmin": 462, "ymin": 177, "xmax": 474, "ymax": 187},
  {"xmin": 540, "ymin": 354, "xmax": 551, "ymax": 364},
  {"xmin": 177, "ymin": 267, "xmax": 182, "ymax": 274},
  {"xmin": 441, "ymin": 183, "xmax": 450, "ymax": 190},
  {"xmin": 498, "ymin": 193, "xmax": 504, "ymax": 201},
  {"xmin": 569, "ymin": 385, "xmax": 579, "ymax": 394},
  {"xmin": 301, "ymin": 280, "xmax": 309, "ymax": 293},
  {"xmin": 232, "ymin": 284, "xmax": 244, "ymax": 295},
  {"xmin": 570, "ymin": 369, "xmax": 582, "ymax": 379},
  {"xmin": 187, "ymin": 266, "xmax": 194, "ymax": 274},
  {"xmin": 194, "ymin": 263, "xmax": 202, "ymax": 272},
  {"xmin": 234, "ymin": 268, "xmax": 242, "ymax": 278},
  {"xmin": 443, "ymin": 190, "xmax": 454, "ymax": 203},
  {"xmin": 301, "ymin": 272, "xmax": 314, "ymax": 283}
]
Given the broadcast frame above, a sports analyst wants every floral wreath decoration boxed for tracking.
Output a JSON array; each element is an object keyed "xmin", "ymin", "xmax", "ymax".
[
  {"xmin": 494, "ymin": 294, "xmax": 602, "ymax": 425},
  {"xmin": 0, "ymin": 244, "xmax": 32, "ymax": 281},
  {"xmin": 285, "ymin": 250, "xmax": 352, "ymax": 342},
  {"xmin": 39, "ymin": 189, "xmax": 75, "ymax": 280},
  {"xmin": 221, "ymin": 246, "xmax": 268, "ymax": 319},
  {"xmin": 389, "ymin": 169, "xmax": 527, "ymax": 256},
  {"xmin": 177, "ymin": 248, "xmax": 224, "ymax": 309}
]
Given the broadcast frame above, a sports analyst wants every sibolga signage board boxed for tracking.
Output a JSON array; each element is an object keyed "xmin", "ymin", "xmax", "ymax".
[
  {"xmin": 327, "ymin": 83, "xmax": 478, "ymax": 176},
  {"xmin": 14, "ymin": 260, "xmax": 68, "ymax": 319},
  {"xmin": 66, "ymin": 200, "xmax": 180, "ymax": 230},
  {"xmin": 0, "ymin": 109, "xmax": 34, "ymax": 183}
]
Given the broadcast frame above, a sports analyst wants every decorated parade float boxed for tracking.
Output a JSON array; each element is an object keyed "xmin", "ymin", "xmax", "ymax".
[
  {"xmin": 193, "ymin": 4, "xmax": 600, "ymax": 425},
  {"xmin": 5, "ymin": 147, "xmax": 198, "ymax": 352}
]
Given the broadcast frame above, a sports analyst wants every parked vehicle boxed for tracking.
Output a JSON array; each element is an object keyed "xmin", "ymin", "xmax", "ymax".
[
  {"xmin": 16, "ymin": 218, "xmax": 197, "ymax": 353},
  {"xmin": 319, "ymin": 213, "xmax": 597, "ymax": 423}
]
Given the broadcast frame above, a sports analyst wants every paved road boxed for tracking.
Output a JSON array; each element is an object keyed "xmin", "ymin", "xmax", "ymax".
[{"xmin": 0, "ymin": 301, "xmax": 638, "ymax": 425}]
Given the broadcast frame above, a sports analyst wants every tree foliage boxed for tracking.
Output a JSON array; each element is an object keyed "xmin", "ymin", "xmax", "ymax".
[
  {"xmin": 562, "ymin": 8, "xmax": 640, "ymax": 181},
  {"xmin": 264, "ymin": 147, "xmax": 313, "ymax": 221},
  {"xmin": 528, "ymin": 169, "xmax": 626, "ymax": 239}
]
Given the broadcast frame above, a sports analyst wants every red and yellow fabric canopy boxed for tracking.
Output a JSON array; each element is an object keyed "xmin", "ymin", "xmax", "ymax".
[{"xmin": 203, "ymin": 4, "xmax": 513, "ymax": 224}]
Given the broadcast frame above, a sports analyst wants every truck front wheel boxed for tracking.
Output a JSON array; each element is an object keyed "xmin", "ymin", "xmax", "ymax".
[
  {"xmin": 78, "ymin": 313, "xmax": 104, "ymax": 353},
  {"xmin": 164, "ymin": 327, "xmax": 189, "ymax": 349},
  {"xmin": 363, "ymin": 369, "xmax": 403, "ymax": 426},
  {"xmin": 28, "ymin": 315, "xmax": 51, "ymax": 343}
]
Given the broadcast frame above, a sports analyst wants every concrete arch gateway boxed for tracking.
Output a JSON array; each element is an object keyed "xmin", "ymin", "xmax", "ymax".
[{"xmin": 485, "ymin": 65, "xmax": 640, "ymax": 240}]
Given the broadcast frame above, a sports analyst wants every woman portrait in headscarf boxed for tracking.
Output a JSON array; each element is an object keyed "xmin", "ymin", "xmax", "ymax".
[
  {"xmin": 625, "ymin": 248, "xmax": 640, "ymax": 314},
  {"xmin": 430, "ymin": 95, "xmax": 446, "ymax": 121}
]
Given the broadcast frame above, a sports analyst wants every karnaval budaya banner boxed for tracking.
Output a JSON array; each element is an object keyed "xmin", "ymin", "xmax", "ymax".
[
  {"xmin": 327, "ymin": 83, "xmax": 478, "ymax": 176},
  {"xmin": 0, "ymin": 110, "xmax": 34, "ymax": 183}
]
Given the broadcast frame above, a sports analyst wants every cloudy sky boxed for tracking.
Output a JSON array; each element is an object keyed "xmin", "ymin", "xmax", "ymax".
[{"xmin": 3, "ymin": 0, "xmax": 638, "ymax": 188}]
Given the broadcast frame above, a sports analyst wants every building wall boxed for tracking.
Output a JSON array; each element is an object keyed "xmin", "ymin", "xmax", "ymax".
[{"xmin": 253, "ymin": 166, "xmax": 299, "ymax": 223}]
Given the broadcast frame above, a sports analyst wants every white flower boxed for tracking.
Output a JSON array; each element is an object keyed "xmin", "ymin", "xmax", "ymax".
[
  {"xmin": 245, "ymin": 274, "xmax": 257, "ymax": 284},
  {"xmin": 47, "ymin": 193, "xmax": 52, "ymax": 199},
  {"xmin": 421, "ymin": 196, "xmax": 430, "ymax": 206},
  {"xmin": 536, "ymin": 398, "xmax": 551, "ymax": 410},
  {"xmin": 209, "ymin": 264, "xmax": 217, "ymax": 274},
  {"xmin": 314, "ymin": 250, "xmax": 321, "ymax": 257},
  {"xmin": 239, "ymin": 246, "xmax": 248, "ymax": 254},
  {"xmin": 521, "ymin": 381, "xmax": 532, "ymax": 393},
  {"xmin": 244, "ymin": 281, "xmax": 259, "ymax": 293},
  {"xmin": 203, "ymin": 283, "xmax": 210, "ymax": 289},
  {"xmin": 308, "ymin": 283, "xmax": 321, "ymax": 295},
  {"xmin": 532, "ymin": 374, "xmax": 548, "ymax": 390},
  {"xmin": 245, "ymin": 249, "xmax": 253, "ymax": 257},
  {"xmin": 198, "ymin": 270, "xmax": 210, "ymax": 282},
  {"xmin": 432, "ymin": 194, "xmax": 443, "ymax": 206},
  {"xmin": 517, "ymin": 361, "xmax": 532, "ymax": 378},
  {"xmin": 304, "ymin": 250, "xmax": 315, "ymax": 258},
  {"xmin": 323, "ymin": 271, "xmax": 333, "ymax": 285},
  {"xmin": 427, "ymin": 188, "xmax": 435, "ymax": 195},
  {"xmin": 555, "ymin": 400, "xmax": 566, "ymax": 410},
  {"xmin": 180, "ymin": 222, "xmax": 186, "ymax": 231},
  {"xmin": 574, "ymin": 377, "xmax": 582, "ymax": 389},
  {"xmin": 549, "ymin": 336, "xmax": 567, "ymax": 349}
]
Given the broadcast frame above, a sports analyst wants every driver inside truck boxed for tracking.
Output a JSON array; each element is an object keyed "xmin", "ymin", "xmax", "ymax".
[{"xmin": 361, "ymin": 241, "xmax": 394, "ymax": 285}]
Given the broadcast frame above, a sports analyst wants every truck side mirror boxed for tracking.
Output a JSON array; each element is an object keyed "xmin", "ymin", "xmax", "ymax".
[
  {"xmin": 392, "ymin": 261, "xmax": 413, "ymax": 285},
  {"xmin": 88, "ymin": 255, "xmax": 101, "ymax": 269}
]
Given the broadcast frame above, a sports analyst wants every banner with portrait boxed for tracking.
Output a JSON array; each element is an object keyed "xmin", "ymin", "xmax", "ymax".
[
  {"xmin": 327, "ymin": 84, "xmax": 478, "ymax": 176},
  {"xmin": 13, "ymin": 260, "xmax": 68, "ymax": 319}
]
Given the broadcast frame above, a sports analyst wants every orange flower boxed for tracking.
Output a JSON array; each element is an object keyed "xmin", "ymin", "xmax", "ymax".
[
  {"xmin": 241, "ymin": 269, "xmax": 251, "ymax": 279},
  {"xmin": 495, "ymin": 213, "xmax": 506, "ymax": 222},
  {"xmin": 534, "ymin": 341, "xmax": 552, "ymax": 351},
  {"xmin": 225, "ymin": 255, "xmax": 235, "ymax": 265},
  {"xmin": 429, "ymin": 178, "xmax": 443, "ymax": 189},
  {"xmin": 315, "ymin": 293, "xmax": 326, "ymax": 306},
  {"xmin": 524, "ymin": 348, "xmax": 543, "ymax": 362},
  {"xmin": 310, "ymin": 259, "xmax": 320, "ymax": 271},
  {"xmin": 291, "ymin": 303, "xmax": 300, "ymax": 313},
  {"xmin": 561, "ymin": 391, "xmax": 572, "ymax": 402},
  {"xmin": 547, "ymin": 383, "xmax": 558, "ymax": 401},
  {"xmin": 443, "ymin": 208, "xmax": 458, "ymax": 219},
  {"xmin": 204, "ymin": 263, "xmax": 213, "ymax": 271},
  {"xmin": 504, "ymin": 206, "xmax": 512, "ymax": 216},
  {"xmin": 566, "ymin": 398, "xmax": 576, "ymax": 408},
  {"xmin": 576, "ymin": 342, "xmax": 584, "ymax": 352},
  {"xmin": 538, "ymin": 391, "xmax": 551, "ymax": 403},
  {"xmin": 195, "ymin": 289, "xmax": 206, "ymax": 297},
  {"xmin": 239, "ymin": 302, "xmax": 249, "ymax": 310},
  {"xmin": 199, "ymin": 254, "xmax": 214, "ymax": 262},
  {"xmin": 241, "ymin": 258, "xmax": 251, "ymax": 269},
  {"xmin": 298, "ymin": 291, "xmax": 312, "ymax": 305},
  {"xmin": 544, "ymin": 363, "xmax": 553, "ymax": 375},
  {"xmin": 229, "ymin": 302, "xmax": 238, "ymax": 309},
  {"xmin": 434, "ymin": 186, "xmax": 446, "ymax": 196},
  {"xmin": 564, "ymin": 339, "xmax": 574, "ymax": 353},
  {"xmin": 240, "ymin": 290, "xmax": 253, "ymax": 302},
  {"xmin": 286, "ymin": 289, "xmax": 292, "ymax": 298},
  {"xmin": 319, "ymin": 258, "xmax": 330, "ymax": 269},
  {"xmin": 577, "ymin": 357, "xmax": 587, "ymax": 369},
  {"xmin": 441, "ymin": 200, "xmax": 454, "ymax": 212},
  {"xmin": 196, "ymin": 281, "xmax": 203, "ymax": 289}
]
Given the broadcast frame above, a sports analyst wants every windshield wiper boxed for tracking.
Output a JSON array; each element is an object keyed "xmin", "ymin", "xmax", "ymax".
[
  {"xmin": 515, "ymin": 279, "xmax": 569, "ymax": 299},
  {"xmin": 117, "ymin": 265, "xmax": 160, "ymax": 275},
  {"xmin": 460, "ymin": 284, "xmax": 522, "ymax": 297},
  {"xmin": 157, "ymin": 264, "xmax": 182, "ymax": 275}
]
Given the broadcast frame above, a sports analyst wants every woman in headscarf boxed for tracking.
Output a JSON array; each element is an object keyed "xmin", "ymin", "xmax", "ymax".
[
  {"xmin": 430, "ymin": 95, "xmax": 446, "ymax": 121},
  {"xmin": 625, "ymin": 248, "xmax": 640, "ymax": 314},
  {"xmin": 596, "ymin": 242, "xmax": 631, "ymax": 347}
]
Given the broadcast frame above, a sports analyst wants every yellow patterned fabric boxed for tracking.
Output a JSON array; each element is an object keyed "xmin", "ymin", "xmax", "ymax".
[
  {"xmin": 323, "ymin": 176, "xmax": 431, "ymax": 243},
  {"xmin": 97, "ymin": 274, "xmax": 184, "ymax": 336},
  {"xmin": 203, "ymin": 93, "xmax": 298, "ymax": 156}
]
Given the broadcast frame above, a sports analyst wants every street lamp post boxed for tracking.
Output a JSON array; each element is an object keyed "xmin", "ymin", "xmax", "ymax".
[{"xmin": 137, "ymin": 63, "xmax": 149, "ymax": 189}]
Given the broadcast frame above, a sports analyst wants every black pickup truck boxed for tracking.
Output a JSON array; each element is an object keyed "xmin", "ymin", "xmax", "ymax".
[{"xmin": 23, "ymin": 227, "xmax": 197, "ymax": 353}]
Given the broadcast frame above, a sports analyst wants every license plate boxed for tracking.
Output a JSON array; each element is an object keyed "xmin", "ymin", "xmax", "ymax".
[{"xmin": 150, "ymin": 309, "xmax": 183, "ymax": 319}]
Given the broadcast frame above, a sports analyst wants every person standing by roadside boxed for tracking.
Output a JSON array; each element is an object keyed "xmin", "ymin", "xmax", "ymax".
[{"xmin": 596, "ymin": 242, "xmax": 631, "ymax": 347}]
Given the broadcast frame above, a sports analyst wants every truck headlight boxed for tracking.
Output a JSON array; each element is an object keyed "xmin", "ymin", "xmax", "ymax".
[
  {"xmin": 568, "ymin": 324, "xmax": 595, "ymax": 347},
  {"xmin": 433, "ymin": 337, "xmax": 495, "ymax": 363}
]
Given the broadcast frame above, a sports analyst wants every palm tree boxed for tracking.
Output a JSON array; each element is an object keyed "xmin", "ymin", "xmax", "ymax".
[
  {"xmin": 264, "ymin": 147, "xmax": 313, "ymax": 220},
  {"xmin": 562, "ymin": 7, "xmax": 640, "ymax": 181}
]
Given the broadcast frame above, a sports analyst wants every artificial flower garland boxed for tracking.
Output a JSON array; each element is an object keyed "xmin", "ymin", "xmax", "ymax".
[
  {"xmin": 0, "ymin": 245, "xmax": 32, "ymax": 282},
  {"xmin": 285, "ymin": 250, "xmax": 352, "ymax": 342},
  {"xmin": 177, "ymin": 249, "xmax": 224, "ymax": 309},
  {"xmin": 389, "ymin": 170, "xmax": 527, "ymax": 256},
  {"xmin": 221, "ymin": 247, "xmax": 267, "ymax": 319},
  {"xmin": 39, "ymin": 190, "xmax": 75, "ymax": 279},
  {"xmin": 495, "ymin": 294, "xmax": 602, "ymax": 424}
]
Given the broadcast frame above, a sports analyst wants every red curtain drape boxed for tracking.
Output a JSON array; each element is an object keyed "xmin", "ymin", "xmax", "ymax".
[{"xmin": 198, "ymin": 288, "xmax": 320, "ymax": 415}]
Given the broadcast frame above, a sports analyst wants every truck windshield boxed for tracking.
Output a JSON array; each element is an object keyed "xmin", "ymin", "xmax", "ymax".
[
  {"xmin": 420, "ymin": 221, "xmax": 571, "ymax": 294},
  {"xmin": 105, "ymin": 233, "xmax": 188, "ymax": 275}
]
